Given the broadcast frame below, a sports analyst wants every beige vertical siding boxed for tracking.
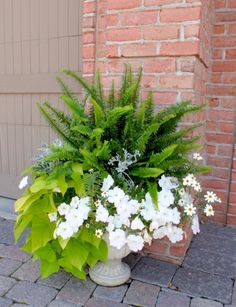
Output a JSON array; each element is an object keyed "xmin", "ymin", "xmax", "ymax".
[{"xmin": 0, "ymin": 0, "xmax": 82, "ymax": 198}]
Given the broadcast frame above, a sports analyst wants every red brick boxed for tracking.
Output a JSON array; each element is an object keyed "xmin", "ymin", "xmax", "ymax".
[
  {"xmin": 215, "ymin": 12, "xmax": 236, "ymax": 22},
  {"xmin": 218, "ymin": 145, "xmax": 233, "ymax": 156},
  {"xmin": 206, "ymin": 133, "xmax": 234, "ymax": 145},
  {"xmin": 213, "ymin": 36, "xmax": 236, "ymax": 48},
  {"xmin": 145, "ymin": 240, "xmax": 169, "ymax": 254},
  {"xmin": 106, "ymin": 28, "xmax": 141, "ymax": 42},
  {"xmin": 83, "ymin": 32, "xmax": 95, "ymax": 44},
  {"xmin": 100, "ymin": 14, "xmax": 119, "ymax": 28},
  {"xmin": 144, "ymin": 58, "xmax": 176, "ymax": 73},
  {"xmin": 212, "ymin": 50, "xmax": 222, "ymax": 60},
  {"xmin": 144, "ymin": 0, "xmax": 182, "ymax": 6},
  {"xmin": 142, "ymin": 76, "xmax": 158, "ymax": 89},
  {"xmin": 83, "ymin": 45, "xmax": 95, "ymax": 59},
  {"xmin": 185, "ymin": 24, "xmax": 200, "ymax": 38},
  {"xmin": 227, "ymin": 24, "xmax": 236, "ymax": 34},
  {"xmin": 153, "ymin": 91, "xmax": 177, "ymax": 104},
  {"xmin": 170, "ymin": 245, "xmax": 188, "ymax": 257},
  {"xmin": 209, "ymin": 98, "xmax": 220, "ymax": 107},
  {"xmin": 120, "ymin": 11, "xmax": 157, "ymax": 26},
  {"xmin": 213, "ymin": 25, "xmax": 225, "ymax": 35},
  {"xmin": 226, "ymin": 215, "xmax": 236, "ymax": 226},
  {"xmin": 212, "ymin": 168, "xmax": 230, "ymax": 179},
  {"xmin": 207, "ymin": 145, "xmax": 216, "ymax": 154},
  {"xmin": 220, "ymin": 99, "xmax": 235, "ymax": 109},
  {"xmin": 107, "ymin": 0, "xmax": 141, "ymax": 10},
  {"xmin": 160, "ymin": 75, "xmax": 194, "ymax": 89},
  {"xmin": 228, "ymin": 0, "xmax": 236, "ymax": 8},
  {"xmin": 179, "ymin": 59, "xmax": 195, "ymax": 72},
  {"xmin": 83, "ymin": 1, "xmax": 96, "ymax": 14},
  {"xmin": 214, "ymin": 0, "xmax": 226, "ymax": 9},
  {"xmin": 207, "ymin": 156, "xmax": 231, "ymax": 168},
  {"xmin": 160, "ymin": 41, "xmax": 199, "ymax": 56},
  {"xmin": 225, "ymin": 50, "xmax": 236, "ymax": 60},
  {"xmin": 108, "ymin": 59, "xmax": 141, "ymax": 73},
  {"xmin": 83, "ymin": 61, "xmax": 95, "ymax": 74},
  {"xmin": 228, "ymin": 205, "xmax": 236, "ymax": 215},
  {"xmin": 106, "ymin": 45, "xmax": 119, "ymax": 58},
  {"xmin": 143, "ymin": 25, "xmax": 179, "ymax": 40},
  {"xmin": 223, "ymin": 73, "xmax": 236, "ymax": 84},
  {"xmin": 121, "ymin": 43, "xmax": 156, "ymax": 57},
  {"xmin": 202, "ymin": 179, "xmax": 228, "ymax": 190},
  {"xmin": 160, "ymin": 7, "xmax": 201, "ymax": 22},
  {"xmin": 83, "ymin": 16, "xmax": 95, "ymax": 29},
  {"xmin": 208, "ymin": 85, "xmax": 236, "ymax": 96},
  {"xmin": 207, "ymin": 121, "xmax": 218, "ymax": 130}
]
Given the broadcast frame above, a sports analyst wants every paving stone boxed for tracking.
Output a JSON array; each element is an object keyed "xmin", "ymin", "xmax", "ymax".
[
  {"xmin": 0, "ymin": 244, "xmax": 31, "ymax": 262},
  {"xmin": 93, "ymin": 285, "xmax": 128, "ymax": 303},
  {"xmin": 11, "ymin": 304, "xmax": 28, "ymax": 307},
  {"xmin": 200, "ymin": 223, "xmax": 236, "ymax": 241},
  {"xmin": 56, "ymin": 277, "xmax": 96, "ymax": 305},
  {"xmin": 0, "ymin": 257, "xmax": 22, "ymax": 276},
  {"xmin": 48, "ymin": 300, "xmax": 80, "ymax": 307},
  {"xmin": 183, "ymin": 248, "xmax": 236, "ymax": 278},
  {"xmin": 6, "ymin": 280, "xmax": 58, "ymax": 306},
  {"xmin": 37, "ymin": 270, "xmax": 71, "ymax": 289},
  {"xmin": 156, "ymin": 289, "xmax": 190, "ymax": 307},
  {"xmin": 191, "ymin": 297, "xmax": 223, "ymax": 307},
  {"xmin": 231, "ymin": 281, "xmax": 236, "ymax": 306},
  {"xmin": 0, "ymin": 275, "xmax": 16, "ymax": 295},
  {"xmin": 0, "ymin": 297, "xmax": 12, "ymax": 307},
  {"xmin": 191, "ymin": 233, "xmax": 236, "ymax": 256},
  {"xmin": 12, "ymin": 259, "xmax": 40, "ymax": 282},
  {"xmin": 123, "ymin": 253, "xmax": 141, "ymax": 269},
  {"xmin": 173, "ymin": 267, "xmax": 233, "ymax": 304},
  {"xmin": 85, "ymin": 297, "xmax": 130, "ymax": 307},
  {"xmin": 131, "ymin": 257, "xmax": 177, "ymax": 287},
  {"xmin": 0, "ymin": 219, "xmax": 15, "ymax": 245},
  {"xmin": 124, "ymin": 280, "xmax": 160, "ymax": 307}
]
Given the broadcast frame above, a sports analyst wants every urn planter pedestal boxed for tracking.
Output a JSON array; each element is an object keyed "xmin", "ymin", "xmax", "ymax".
[{"xmin": 89, "ymin": 234, "xmax": 131, "ymax": 287}]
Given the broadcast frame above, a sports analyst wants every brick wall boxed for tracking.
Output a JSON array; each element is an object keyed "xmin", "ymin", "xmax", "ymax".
[
  {"xmin": 81, "ymin": 0, "xmax": 236, "ymax": 263},
  {"xmin": 207, "ymin": 1, "xmax": 236, "ymax": 226}
]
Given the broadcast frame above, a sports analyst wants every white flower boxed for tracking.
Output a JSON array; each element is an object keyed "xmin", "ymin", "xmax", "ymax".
[
  {"xmin": 77, "ymin": 202, "xmax": 90, "ymax": 220},
  {"xmin": 178, "ymin": 188, "xmax": 185, "ymax": 196},
  {"xmin": 95, "ymin": 199, "xmax": 101, "ymax": 207},
  {"xmin": 183, "ymin": 174, "xmax": 196, "ymax": 187},
  {"xmin": 53, "ymin": 187, "xmax": 61, "ymax": 193},
  {"xmin": 65, "ymin": 208, "xmax": 84, "ymax": 230},
  {"xmin": 169, "ymin": 207, "xmax": 181, "ymax": 224},
  {"xmin": 55, "ymin": 222, "xmax": 74, "ymax": 240},
  {"xmin": 167, "ymin": 225, "xmax": 184, "ymax": 243},
  {"xmin": 127, "ymin": 234, "xmax": 144, "ymax": 252},
  {"xmin": 101, "ymin": 191, "xmax": 108, "ymax": 198},
  {"xmin": 128, "ymin": 199, "xmax": 141, "ymax": 215},
  {"xmin": 191, "ymin": 215, "xmax": 200, "ymax": 234},
  {"xmin": 58, "ymin": 203, "xmax": 70, "ymax": 216},
  {"xmin": 131, "ymin": 217, "xmax": 145, "ymax": 230},
  {"xmin": 116, "ymin": 197, "xmax": 133, "ymax": 220},
  {"xmin": 153, "ymin": 226, "xmax": 167, "ymax": 240},
  {"xmin": 184, "ymin": 204, "xmax": 196, "ymax": 216},
  {"xmin": 95, "ymin": 229, "xmax": 103, "ymax": 238},
  {"xmin": 109, "ymin": 229, "xmax": 127, "ymax": 249},
  {"xmin": 70, "ymin": 196, "xmax": 80, "ymax": 209},
  {"xmin": 140, "ymin": 193, "xmax": 156, "ymax": 221},
  {"xmin": 143, "ymin": 229, "xmax": 152, "ymax": 245},
  {"xmin": 78, "ymin": 197, "xmax": 90, "ymax": 206},
  {"xmin": 181, "ymin": 192, "xmax": 193, "ymax": 206},
  {"xmin": 193, "ymin": 153, "xmax": 203, "ymax": 161},
  {"xmin": 158, "ymin": 175, "xmax": 179, "ymax": 190},
  {"xmin": 204, "ymin": 204, "xmax": 215, "ymax": 216},
  {"xmin": 158, "ymin": 190, "xmax": 175, "ymax": 208},
  {"xmin": 192, "ymin": 181, "xmax": 202, "ymax": 192},
  {"xmin": 101, "ymin": 175, "xmax": 114, "ymax": 192},
  {"xmin": 96, "ymin": 205, "xmax": 109, "ymax": 223},
  {"xmin": 48, "ymin": 212, "xmax": 57, "ymax": 222},
  {"xmin": 204, "ymin": 191, "xmax": 218, "ymax": 203},
  {"xmin": 149, "ymin": 219, "xmax": 160, "ymax": 232},
  {"xmin": 178, "ymin": 199, "xmax": 185, "ymax": 207},
  {"xmin": 18, "ymin": 176, "xmax": 28, "ymax": 190},
  {"xmin": 107, "ymin": 187, "xmax": 125, "ymax": 204}
]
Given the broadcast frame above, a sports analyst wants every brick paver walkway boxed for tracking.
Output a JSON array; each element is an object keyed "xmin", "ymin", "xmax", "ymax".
[{"xmin": 0, "ymin": 218, "xmax": 235, "ymax": 306}]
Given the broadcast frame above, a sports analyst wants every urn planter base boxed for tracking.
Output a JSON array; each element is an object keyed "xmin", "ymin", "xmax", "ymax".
[{"xmin": 89, "ymin": 259, "xmax": 131, "ymax": 287}]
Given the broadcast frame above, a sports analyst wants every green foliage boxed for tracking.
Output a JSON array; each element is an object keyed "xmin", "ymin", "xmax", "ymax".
[{"xmin": 15, "ymin": 64, "xmax": 207, "ymax": 280}]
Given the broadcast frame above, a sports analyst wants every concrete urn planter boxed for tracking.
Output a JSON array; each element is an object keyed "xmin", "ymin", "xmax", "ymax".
[{"xmin": 89, "ymin": 233, "xmax": 131, "ymax": 286}]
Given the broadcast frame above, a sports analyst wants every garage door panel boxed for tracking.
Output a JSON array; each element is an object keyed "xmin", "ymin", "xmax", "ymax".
[{"xmin": 0, "ymin": 0, "xmax": 82, "ymax": 198}]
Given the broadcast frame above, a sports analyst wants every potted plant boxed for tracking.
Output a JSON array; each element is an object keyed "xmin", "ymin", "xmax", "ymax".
[{"xmin": 15, "ymin": 66, "xmax": 221, "ymax": 286}]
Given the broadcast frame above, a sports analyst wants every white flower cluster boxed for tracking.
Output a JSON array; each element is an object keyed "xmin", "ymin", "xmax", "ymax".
[{"xmin": 48, "ymin": 196, "xmax": 91, "ymax": 240}]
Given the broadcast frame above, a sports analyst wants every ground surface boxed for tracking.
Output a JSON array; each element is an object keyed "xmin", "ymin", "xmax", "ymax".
[{"xmin": 0, "ymin": 218, "xmax": 235, "ymax": 307}]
